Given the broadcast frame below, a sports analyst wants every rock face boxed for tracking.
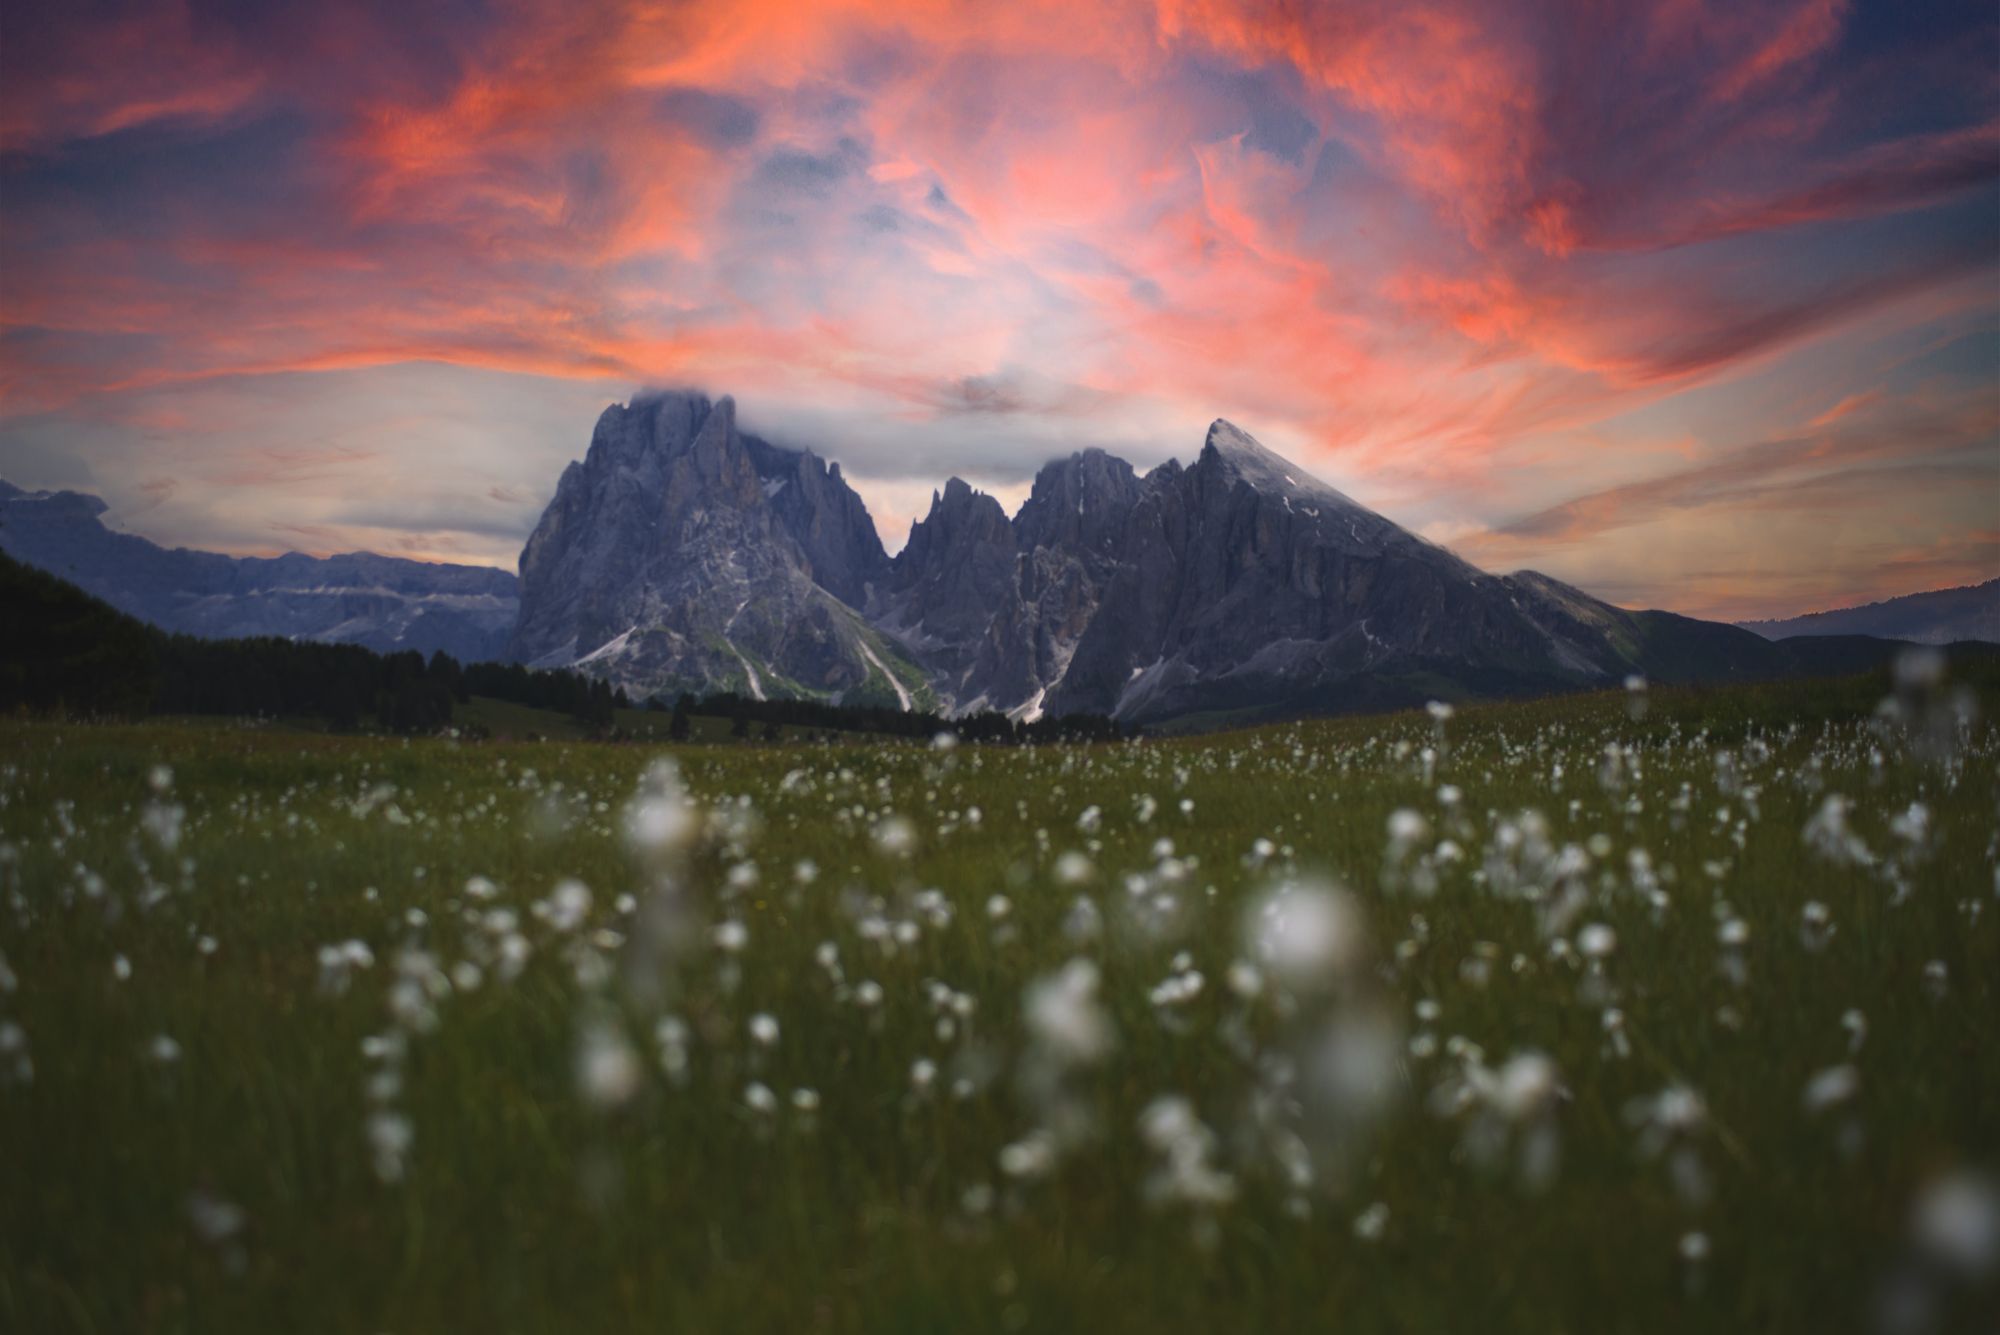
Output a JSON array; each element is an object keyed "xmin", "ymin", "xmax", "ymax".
[
  {"xmin": 0, "ymin": 479, "xmax": 518, "ymax": 661},
  {"xmin": 740, "ymin": 434, "xmax": 889, "ymax": 608},
  {"xmin": 873, "ymin": 418, "xmax": 1806, "ymax": 725},
  {"xmin": 869, "ymin": 450, "xmax": 1146, "ymax": 716},
  {"xmin": 513, "ymin": 396, "xmax": 1864, "ymax": 723},
  {"xmin": 871, "ymin": 477, "xmax": 1018, "ymax": 701},
  {"xmin": 508, "ymin": 391, "xmax": 922, "ymax": 707},
  {"xmin": 1042, "ymin": 419, "xmax": 1627, "ymax": 722}
]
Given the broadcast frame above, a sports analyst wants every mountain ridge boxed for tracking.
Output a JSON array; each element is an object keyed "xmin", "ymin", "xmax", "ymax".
[
  {"xmin": 509, "ymin": 390, "xmax": 1962, "ymax": 726},
  {"xmin": 8, "ymin": 389, "xmax": 1986, "ymax": 727},
  {"xmin": 1738, "ymin": 579, "xmax": 1999, "ymax": 647},
  {"xmin": 0, "ymin": 480, "xmax": 519, "ymax": 661}
]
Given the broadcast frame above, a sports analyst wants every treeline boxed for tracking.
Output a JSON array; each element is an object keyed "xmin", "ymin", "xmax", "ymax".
[
  {"xmin": 0, "ymin": 548, "xmax": 159, "ymax": 717},
  {"xmin": 0, "ymin": 550, "xmax": 619, "ymax": 732},
  {"xmin": 654, "ymin": 690, "xmax": 1130, "ymax": 745},
  {"xmin": 157, "ymin": 637, "xmax": 454, "ymax": 731},
  {"xmin": 462, "ymin": 660, "xmax": 627, "ymax": 725}
]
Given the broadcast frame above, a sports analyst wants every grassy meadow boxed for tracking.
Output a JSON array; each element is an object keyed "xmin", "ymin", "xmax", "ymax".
[{"xmin": 1, "ymin": 664, "xmax": 1996, "ymax": 1333}]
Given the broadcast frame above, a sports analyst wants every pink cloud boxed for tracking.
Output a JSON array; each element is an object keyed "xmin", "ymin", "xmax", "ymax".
[{"xmin": 1, "ymin": 1, "xmax": 1993, "ymax": 611}]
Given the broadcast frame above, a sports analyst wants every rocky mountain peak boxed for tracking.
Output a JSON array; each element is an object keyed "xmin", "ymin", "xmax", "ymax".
[
  {"xmin": 1013, "ymin": 448, "xmax": 1143, "ymax": 561},
  {"xmin": 1201, "ymin": 417, "xmax": 1261, "ymax": 459},
  {"xmin": 1024, "ymin": 448, "xmax": 1138, "ymax": 503},
  {"xmin": 1196, "ymin": 417, "xmax": 1361, "ymax": 506},
  {"xmin": 935, "ymin": 475, "xmax": 987, "ymax": 509},
  {"xmin": 898, "ymin": 478, "xmax": 1011, "ymax": 579},
  {"xmin": 509, "ymin": 389, "xmax": 917, "ymax": 706}
]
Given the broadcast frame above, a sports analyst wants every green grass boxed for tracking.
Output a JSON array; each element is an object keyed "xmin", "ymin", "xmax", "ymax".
[
  {"xmin": 459, "ymin": 697, "xmax": 878, "ymax": 744},
  {"xmin": 1, "ymin": 669, "xmax": 1995, "ymax": 1333}
]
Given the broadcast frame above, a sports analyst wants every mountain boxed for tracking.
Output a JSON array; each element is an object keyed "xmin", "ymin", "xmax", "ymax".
[
  {"xmin": 511, "ymin": 393, "xmax": 1978, "ymax": 725},
  {"xmin": 1027, "ymin": 421, "xmax": 1765, "ymax": 723},
  {"xmin": 14, "ymin": 395, "xmax": 1962, "ymax": 728},
  {"xmin": 857, "ymin": 417, "xmax": 1789, "ymax": 724},
  {"xmin": 508, "ymin": 390, "xmax": 925, "ymax": 708},
  {"xmin": 1739, "ymin": 580, "xmax": 1999, "ymax": 646},
  {"xmin": 0, "ymin": 480, "xmax": 518, "ymax": 661},
  {"xmin": 867, "ymin": 451, "xmax": 1147, "ymax": 717}
]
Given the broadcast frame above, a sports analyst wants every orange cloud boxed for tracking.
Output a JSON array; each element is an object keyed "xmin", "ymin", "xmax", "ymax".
[{"xmin": 1, "ymin": 0, "xmax": 1994, "ymax": 613}]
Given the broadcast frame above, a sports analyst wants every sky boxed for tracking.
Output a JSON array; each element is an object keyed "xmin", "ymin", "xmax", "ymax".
[{"xmin": 1, "ymin": 0, "xmax": 1995, "ymax": 621}]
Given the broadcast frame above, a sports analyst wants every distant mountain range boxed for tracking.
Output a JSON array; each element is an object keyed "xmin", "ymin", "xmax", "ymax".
[
  {"xmin": 5, "ymin": 390, "xmax": 1991, "ymax": 727},
  {"xmin": 0, "ymin": 480, "xmax": 517, "ymax": 662},
  {"xmin": 1738, "ymin": 580, "xmax": 1999, "ymax": 647}
]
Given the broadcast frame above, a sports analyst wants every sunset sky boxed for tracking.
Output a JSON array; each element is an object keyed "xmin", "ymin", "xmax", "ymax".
[{"xmin": 2, "ymin": 0, "xmax": 1995, "ymax": 620}]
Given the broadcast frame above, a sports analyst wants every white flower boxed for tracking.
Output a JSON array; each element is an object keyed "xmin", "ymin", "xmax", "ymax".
[
  {"xmin": 1802, "ymin": 795, "xmax": 1873, "ymax": 866},
  {"xmin": 1148, "ymin": 969, "xmax": 1204, "ymax": 1008},
  {"xmin": 1841, "ymin": 1008, "xmax": 1867, "ymax": 1052},
  {"xmin": 1024, "ymin": 959, "xmax": 1113, "ymax": 1065},
  {"xmin": 1244, "ymin": 878, "xmax": 1365, "ymax": 990},
  {"xmin": 999, "ymin": 1132, "xmax": 1057, "ymax": 1179},
  {"xmin": 1226, "ymin": 960, "xmax": 1264, "ymax": 999},
  {"xmin": 1053, "ymin": 851, "xmax": 1095, "ymax": 885},
  {"xmin": 537, "ymin": 880, "xmax": 592, "ymax": 932},
  {"xmin": 1912, "ymin": 1172, "xmax": 1998, "ymax": 1278},
  {"xmin": 1138, "ymin": 1096, "xmax": 1236, "ymax": 1208},
  {"xmin": 1576, "ymin": 923, "xmax": 1617, "ymax": 960},
  {"xmin": 1623, "ymin": 1084, "xmax": 1705, "ymax": 1158},
  {"xmin": 748, "ymin": 1013, "xmax": 780, "ymax": 1047},
  {"xmin": 368, "ymin": 1111, "xmax": 414, "ymax": 1181},
  {"xmin": 622, "ymin": 760, "xmax": 697, "ymax": 859},
  {"xmin": 1387, "ymin": 809, "xmax": 1430, "ymax": 847},
  {"xmin": 1061, "ymin": 895, "xmax": 1103, "ymax": 943},
  {"xmin": 185, "ymin": 1190, "xmax": 243, "ymax": 1243},
  {"xmin": 1491, "ymin": 1052, "xmax": 1560, "ymax": 1122},
  {"xmin": 1801, "ymin": 1064, "xmax": 1859, "ymax": 1115},
  {"xmin": 872, "ymin": 816, "xmax": 918, "ymax": 858},
  {"xmin": 576, "ymin": 1019, "xmax": 642, "ymax": 1108}
]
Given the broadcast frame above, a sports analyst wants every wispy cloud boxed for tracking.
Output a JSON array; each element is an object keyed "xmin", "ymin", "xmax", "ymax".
[{"xmin": 0, "ymin": 0, "xmax": 1993, "ymax": 612}]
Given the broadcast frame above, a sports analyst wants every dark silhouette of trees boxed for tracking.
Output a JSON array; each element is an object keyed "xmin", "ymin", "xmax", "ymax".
[{"xmin": 0, "ymin": 550, "xmax": 158, "ymax": 717}]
